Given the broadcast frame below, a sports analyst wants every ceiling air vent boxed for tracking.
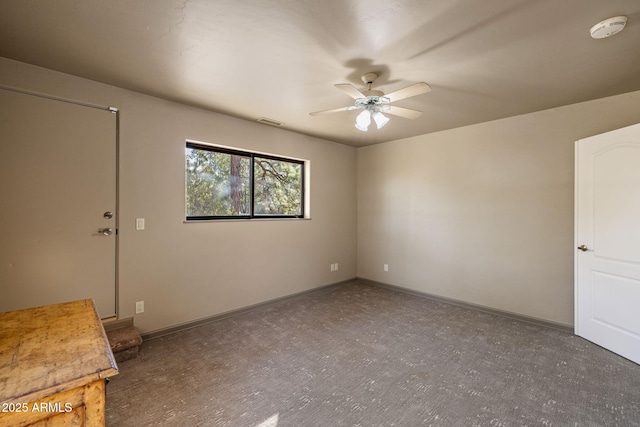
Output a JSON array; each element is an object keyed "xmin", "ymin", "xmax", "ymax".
[{"xmin": 256, "ymin": 117, "xmax": 284, "ymax": 127}]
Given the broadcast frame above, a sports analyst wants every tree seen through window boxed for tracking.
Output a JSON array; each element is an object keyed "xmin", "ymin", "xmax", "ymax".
[{"xmin": 186, "ymin": 144, "xmax": 303, "ymax": 219}]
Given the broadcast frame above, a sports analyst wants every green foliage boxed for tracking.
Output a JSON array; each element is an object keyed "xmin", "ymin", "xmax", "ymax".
[
  {"xmin": 254, "ymin": 157, "xmax": 302, "ymax": 215},
  {"xmin": 185, "ymin": 148, "xmax": 250, "ymax": 216},
  {"xmin": 185, "ymin": 147, "xmax": 302, "ymax": 218}
]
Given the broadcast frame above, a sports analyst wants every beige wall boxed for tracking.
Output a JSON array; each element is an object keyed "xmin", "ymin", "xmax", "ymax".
[
  {"xmin": 4, "ymin": 55, "xmax": 640, "ymax": 332},
  {"xmin": 0, "ymin": 57, "xmax": 357, "ymax": 334},
  {"xmin": 357, "ymin": 91, "xmax": 640, "ymax": 326}
]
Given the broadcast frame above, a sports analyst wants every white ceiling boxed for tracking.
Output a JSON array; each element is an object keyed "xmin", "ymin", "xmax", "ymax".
[{"xmin": 1, "ymin": 0, "xmax": 640, "ymax": 146}]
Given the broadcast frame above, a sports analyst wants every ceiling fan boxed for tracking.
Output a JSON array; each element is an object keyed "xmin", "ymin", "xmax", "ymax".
[{"xmin": 310, "ymin": 72, "xmax": 431, "ymax": 131}]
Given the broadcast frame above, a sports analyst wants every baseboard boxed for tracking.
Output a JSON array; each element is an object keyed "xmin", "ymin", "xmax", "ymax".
[
  {"xmin": 141, "ymin": 278, "xmax": 358, "ymax": 341},
  {"xmin": 357, "ymin": 278, "xmax": 574, "ymax": 333},
  {"xmin": 102, "ymin": 316, "xmax": 134, "ymax": 332}
]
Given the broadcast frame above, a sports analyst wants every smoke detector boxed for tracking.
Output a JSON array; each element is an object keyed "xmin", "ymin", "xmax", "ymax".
[{"xmin": 590, "ymin": 16, "xmax": 627, "ymax": 39}]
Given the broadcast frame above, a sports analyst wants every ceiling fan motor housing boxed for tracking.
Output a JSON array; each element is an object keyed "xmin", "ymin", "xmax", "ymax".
[
  {"xmin": 355, "ymin": 96, "xmax": 390, "ymax": 112},
  {"xmin": 362, "ymin": 89, "xmax": 385, "ymax": 97},
  {"xmin": 361, "ymin": 73, "xmax": 384, "ymax": 97},
  {"xmin": 361, "ymin": 72, "xmax": 379, "ymax": 85}
]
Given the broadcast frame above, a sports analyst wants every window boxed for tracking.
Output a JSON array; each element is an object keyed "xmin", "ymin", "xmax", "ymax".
[{"xmin": 185, "ymin": 143, "xmax": 304, "ymax": 220}]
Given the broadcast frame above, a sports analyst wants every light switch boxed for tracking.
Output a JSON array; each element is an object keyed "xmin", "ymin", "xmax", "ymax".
[{"xmin": 136, "ymin": 218, "xmax": 145, "ymax": 230}]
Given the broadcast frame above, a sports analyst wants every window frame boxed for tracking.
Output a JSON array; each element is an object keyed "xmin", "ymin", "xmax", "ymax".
[{"xmin": 185, "ymin": 142, "xmax": 305, "ymax": 221}]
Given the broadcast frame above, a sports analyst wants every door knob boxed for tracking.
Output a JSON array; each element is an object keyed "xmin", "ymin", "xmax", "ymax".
[
  {"xmin": 577, "ymin": 244, "xmax": 588, "ymax": 252},
  {"xmin": 104, "ymin": 211, "xmax": 114, "ymax": 219},
  {"xmin": 99, "ymin": 228, "xmax": 113, "ymax": 236}
]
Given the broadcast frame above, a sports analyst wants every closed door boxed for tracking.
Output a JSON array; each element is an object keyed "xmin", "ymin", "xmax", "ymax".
[
  {"xmin": 575, "ymin": 122, "xmax": 640, "ymax": 364},
  {"xmin": 0, "ymin": 89, "xmax": 117, "ymax": 318}
]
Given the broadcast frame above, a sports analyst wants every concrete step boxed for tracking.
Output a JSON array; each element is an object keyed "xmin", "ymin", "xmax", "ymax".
[{"xmin": 106, "ymin": 325, "xmax": 142, "ymax": 363}]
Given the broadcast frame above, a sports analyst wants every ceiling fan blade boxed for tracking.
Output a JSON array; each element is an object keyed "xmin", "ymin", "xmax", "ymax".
[
  {"xmin": 385, "ymin": 106, "xmax": 423, "ymax": 120},
  {"xmin": 309, "ymin": 106, "xmax": 355, "ymax": 116},
  {"xmin": 335, "ymin": 84, "xmax": 366, "ymax": 99},
  {"xmin": 385, "ymin": 82, "xmax": 431, "ymax": 103}
]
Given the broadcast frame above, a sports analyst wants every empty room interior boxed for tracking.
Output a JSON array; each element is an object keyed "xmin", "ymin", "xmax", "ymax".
[{"xmin": 1, "ymin": 1, "xmax": 640, "ymax": 426}]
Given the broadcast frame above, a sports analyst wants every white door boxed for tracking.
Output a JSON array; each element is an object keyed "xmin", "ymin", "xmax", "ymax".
[
  {"xmin": 575, "ymin": 122, "xmax": 640, "ymax": 364},
  {"xmin": 0, "ymin": 89, "xmax": 117, "ymax": 318}
]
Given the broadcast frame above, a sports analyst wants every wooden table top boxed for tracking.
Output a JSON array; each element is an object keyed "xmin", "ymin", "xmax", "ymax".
[{"xmin": 0, "ymin": 299, "xmax": 118, "ymax": 404}]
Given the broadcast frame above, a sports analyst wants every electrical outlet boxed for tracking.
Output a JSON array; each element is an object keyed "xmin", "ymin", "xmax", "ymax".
[
  {"xmin": 335, "ymin": 263, "xmax": 339, "ymax": 271},
  {"xmin": 136, "ymin": 300, "xmax": 144, "ymax": 314},
  {"xmin": 384, "ymin": 264, "xmax": 389, "ymax": 272},
  {"xmin": 136, "ymin": 218, "xmax": 145, "ymax": 230}
]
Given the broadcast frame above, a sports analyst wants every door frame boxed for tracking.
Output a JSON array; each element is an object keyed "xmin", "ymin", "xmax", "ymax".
[{"xmin": 573, "ymin": 136, "xmax": 581, "ymax": 335}]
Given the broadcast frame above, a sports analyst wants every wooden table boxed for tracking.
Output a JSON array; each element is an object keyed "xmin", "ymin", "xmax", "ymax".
[{"xmin": 0, "ymin": 299, "xmax": 118, "ymax": 426}]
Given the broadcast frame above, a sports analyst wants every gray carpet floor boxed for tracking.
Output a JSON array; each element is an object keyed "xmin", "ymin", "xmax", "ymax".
[{"xmin": 105, "ymin": 281, "xmax": 640, "ymax": 426}]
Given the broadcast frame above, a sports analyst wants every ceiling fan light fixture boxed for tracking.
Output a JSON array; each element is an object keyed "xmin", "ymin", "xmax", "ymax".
[
  {"xmin": 355, "ymin": 109, "xmax": 371, "ymax": 131},
  {"xmin": 373, "ymin": 111, "xmax": 390, "ymax": 129},
  {"xmin": 310, "ymin": 72, "xmax": 430, "ymax": 130}
]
